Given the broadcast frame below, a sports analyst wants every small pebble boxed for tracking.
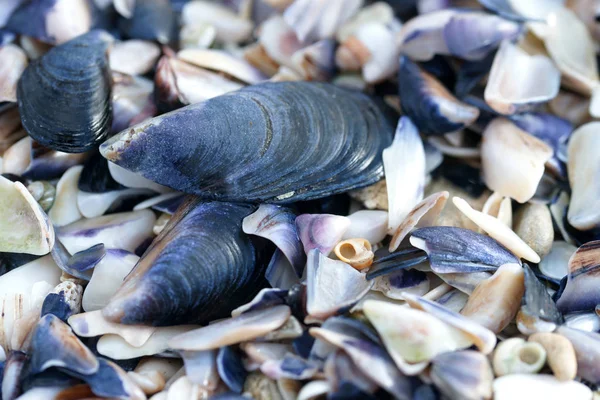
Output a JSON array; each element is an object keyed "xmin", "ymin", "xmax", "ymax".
[{"xmin": 513, "ymin": 203, "xmax": 554, "ymax": 259}]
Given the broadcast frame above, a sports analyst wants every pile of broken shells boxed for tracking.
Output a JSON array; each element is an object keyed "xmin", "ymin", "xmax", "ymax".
[{"xmin": 1, "ymin": 0, "xmax": 600, "ymax": 399}]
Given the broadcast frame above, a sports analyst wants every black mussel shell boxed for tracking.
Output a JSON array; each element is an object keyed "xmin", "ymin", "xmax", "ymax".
[
  {"xmin": 102, "ymin": 198, "xmax": 272, "ymax": 326},
  {"xmin": 118, "ymin": 0, "xmax": 176, "ymax": 44},
  {"xmin": 101, "ymin": 82, "xmax": 395, "ymax": 203},
  {"xmin": 17, "ymin": 30, "xmax": 113, "ymax": 153}
]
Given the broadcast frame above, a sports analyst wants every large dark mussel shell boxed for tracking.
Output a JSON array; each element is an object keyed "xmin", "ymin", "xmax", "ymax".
[
  {"xmin": 101, "ymin": 81, "xmax": 395, "ymax": 203},
  {"xmin": 102, "ymin": 198, "xmax": 272, "ymax": 326},
  {"xmin": 17, "ymin": 30, "xmax": 113, "ymax": 153}
]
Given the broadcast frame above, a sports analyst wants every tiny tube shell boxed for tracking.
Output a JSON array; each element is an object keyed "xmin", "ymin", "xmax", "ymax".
[
  {"xmin": 452, "ymin": 196, "xmax": 541, "ymax": 263},
  {"xmin": 493, "ymin": 338, "xmax": 547, "ymax": 376},
  {"xmin": 334, "ymin": 238, "xmax": 374, "ymax": 270},
  {"xmin": 481, "ymin": 118, "xmax": 552, "ymax": 203},
  {"xmin": 529, "ymin": 332, "xmax": 577, "ymax": 381},
  {"xmin": 460, "ymin": 263, "xmax": 524, "ymax": 333}
]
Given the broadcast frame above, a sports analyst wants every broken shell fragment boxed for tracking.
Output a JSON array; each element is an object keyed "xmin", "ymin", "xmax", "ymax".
[
  {"xmin": 389, "ymin": 191, "xmax": 448, "ymax": 252},
  {"xmin": 0, "ymin": 44, "xmax": 27, "ymax": 103},
  {"xmin": 296, "ymin": 214, "xmax": 351, "ymax": 256},
  {"xmin": 452, "ymin": 196, "xmax": 541, "ymax": 263},
  {"xmin": 556, "ymin": 326, "xmax": 600, "ymax": 385},
  {"xmin": 481, "ymin": 118, "xmax": 553, "ymax": 203},
  {"xmin": 68, "ymin": 310, "xmax": 155, "ymax": 347},
  {"xmin": 539, "ymin": 241, "xmax": 576, "ymax": 281},
  {"xmin": 520, "ymin": 263, "xmax": 563, "ymax": 328},
  {"xmin": 178, "ymin": 48, "xmax": 266, "ymax": 85},
  {"xmin": 109, "ymin": 40, "xmax": 160, "ymax": 76},
  {"xmin": 383, "ymin": 116, "xmax": 426, "ymax": 235},
  {"xmin": 182, "ymin": 1, "xmax": 253, "ymax": 44},
  {"xmin": 493, "ymin": 338, "xmax": 547, "ymax": 376},
  {"xmin": 484, "ymin": 40, "xmax": 560, "ymax": 115},
  {"xmin": 430, "ymin": 350, "xmax": 493, "ymax": 400},
  {"xmin": 398, "ymin": 56, "xmax": 480, "ymax": 135},
  {"xmin": 529, "ymin": 332, "xmax": 577, "ymax": 381},
  {"xmin": 567, "ymin": 122, "xmax": 600, "ymax": 230},
  {"xmin": 557, "ymin": 240, "xmax": 600, "ymax": 313},
  {"xmin": 513, "ymin": 203, "xmax": 554, "ymax": 259},
  {"xmin": 410, "ymin": 226, "xmax": 520, "ymax": 273},
  {"xmin": 333, "ymin": 239, "xmax": 374, "ymax": 270},
  {"xmin": 493, "ymin": 374, "xmax": 592, "ymax": 400},
  {"xmin": 0, "ymin": 174, "xmax": 54, "ymax": 255},
  {"xmin": 460, "ymin": 263, "xmax": 524, "ymax": 333},
  {"xmin": 342, "ymin": 210, "xmax": 388, "ymax": 245}
]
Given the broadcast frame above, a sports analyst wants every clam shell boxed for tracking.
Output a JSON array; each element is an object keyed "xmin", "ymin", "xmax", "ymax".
[
  {"xmin": 103, "ymin": 199, "xmax": 271, "ymax": 326},
  {"xmin": 101, "ymin": 82, "xmax": 394, "ymax": 203},
  {"xmin": 17, "ymin": 30, "xmax": 113, "ymax": 153}
]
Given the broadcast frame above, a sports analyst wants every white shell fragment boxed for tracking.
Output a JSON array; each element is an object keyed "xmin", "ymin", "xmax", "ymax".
[
  {"xmin": 481, "ymin": 118, "xmax": 553, "ymax": 204},
  {"xmin": 452, "ymin": 197, "xmax": 541, "ymax": 263},
  {"xmin": 168, "ymin": 306, "xmax": 291, "ymax": 351},
  {"xmin": 306, "ymin": 250, "xmax": 372, "ymax": 320},
  {"xmin": 48, "ymin": 166, "xmax": 83, "ymax": 227},
  {"xmin": 0, "ymin": 44, "xmax": 28, "ymax": 103},
  {"xmin": 342, "ymin": 210, "xmax": 388, "ymax": 245},
  {"xmin": 539, "ymin": 241, "xmax": 576, "ymax": 281},
  {"xmin": 493, "ymin": 374, "xmax": 592, "ymax": 400},
  {"xmin": 178, "ymin": 48, "xmax": 266, "ymax": 85},
  {"xmin": 181, "ymin": 1, "xmax": 253, "ymax": 44},
  {"xmin": 0, "ymin": 175, "xmax": 55, "ymax": 255},
  {"xmin": 69, "ymin": 310, "xmax": 156, "ymax": 347},
  {"xmin": 296, "ymin": 214, "xmax": 350, "ymax": 256},
  {"xmin": 383, "ymin": 116, "xmax": 426, "ymax": 236},
  {"xmin": 567, "ymin": 122, "xmax": 600, "ymax": 230},
  {"xmin": 485, "ymin": 40, "xmax": 560, "ymax": 115},
  {"xmin": 109, "ymin": 40, "xmax": 161, "ymax": 76}
]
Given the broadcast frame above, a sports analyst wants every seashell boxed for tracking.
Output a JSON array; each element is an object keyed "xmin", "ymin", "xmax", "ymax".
[
  {"xmin": 349, "ymin": 180, "xmax": 388, "ymax": 210},
  {"xmin": 168, "ymin": 305, "xmax": 290, "ymax": 351},
  {"xmin": 179, "ymin": 22, "xmax": 217, "ymax": 50},
  {"xmin": 493, "ymin": 338, "xmax": 546, "ymax": 376},
  {"xmin": 389, "ymin": 191, "xmax": 448, "ymax": 252},
  {"xmin": 69, "ymin": 310, "xmax": 155, "ymax": 347},
  {"xmin": 384, "ymin": 116, "xmax": 426, "ymax": 235},
  {"xmin": 333, "ymin": 239, "xmax": 374, "ymax": 270},
  {"xmin": 244, "ymin": 43, "xmax": 280, "ymax": 78},
  {"xmin": 109, "ymin": 40, "xmax": 161, "ymax": 76},
  {"xmin": 403, "ymin": 293, "xmax": 497, "ymax": 354},
  {"xmin": 0, "ymin": 44, "xmax": 27, "ymax": 103},
  {"xmin": 481, "ymin": 118, "xmax": 553, "ymax": 203},
  {"xmin": 130, "ymin": 357, "xmax": 181, "ymax": 395},
  {"xmin": 97, "ymin": 326, "xmax": 198, "ymax": 360},
  {"xmin": 231, "ymin": 288, "xmax": 287, "ymax": 317},
  {"xmin": 102, "ymin": 82, "xmax": 394, "ymax": 203},
  {"xmin": 481, "ymin": 192, "xmax": 512, "ymax": 227},
  {"xmin": 363, "ymin": 299, "xmax": 472, "ymax": 375},
  {"xmin": 57, "ymin": 209, "xmax": 155, "ymax": 254},
  {"xmin": 17, "ymin": 30, "xmax": 113, "ymax": 154},
  {"xmin": 397, "ymin": 10, "xmax": 521, "ymax": 61},
  {"xmin": 26, "ymin": 180, "xmax": 55, "ymax": 212},
  {"xmin": 436, "ymin": 288, "xmax": 470, "ymax": 312},
  {"xmin": 182, "ymin": 1, "xmax": 253, "ymax": 44},
  {"xmin": 509, "ymin": 112, "xmax": 572, "ymax": 179},
  {"xmin": 484, "ymin": 40, "xmax": 560, "ymax": 115},
  {"xmin": 112, "ymin": 0, "xmax": 135, "ymax": 18},
  {"xmin": 460, "ymin": 263, "xmax": 524, "ymax": 333},
  {"xmin": 256, "ymin": 16, "xmax": 303, "ymax": 72},
  {"xmin": 43, "ymin": 281, "xmax": 83, "ymax": 321},
  {"xmin": 111, "ymin": 73, "xmax": 155, "ymax": 134},
  {"xmin": 0, "ymin": 106, "xmax": 24, "ymax": 154},
  {"xmin": 265, "ymin": 250, "xmax": 300, "ymax": 290},
  {"xmin": 430, "ymin": 350, "xmax": 493, "ymax": 400},
  {"xmin": 453, "ymin": 196, "xmax": 540, "ymax": 263},
  {"xmin": 6, "ymin": 0, "xmax": 92, "ymax": 45},
  {"xmin": 342, "ymin": 210, "xmax": 388, "ymax": 245},
  {"xmin": 309, "ymin": 327, "xmax": 412, "ymax": 399},
  {"xmin": 519, "ymin": 264, "xmax": 562, "ymax": 331},
  {"xmin": 241, "ymin": 342, "xmax": 293, "ymax": 367},
  {"xmin": 544, "ymin": 9, "xmax": 600, "ymax": 116},
  {"xmin": 50, "ymin": 241, "xmax": 106, "ymax": 281},
  {"xmin": 410, "ymin": 226, "xmax": 520, "ymax": 273},
  {"xmin": 4, "ymin": 350, "xmax": 26, "ymax": 399},
  {"xmin": 557, "ymin": 326, "xmax": 600, "ymax": 385},
  {"xmin": 178, "ymin": 48, "xmax": 267, "ymax": 84},
  {"xmin": 290, "ymin": 39, "xmax": 336, "ymax": 82},
  {"xmin": 154, "ymin": 54, "xmax": 243, "ymax": 113},
  {"xmin": 557, "ymin": 241, "xmax": 600, "ymax": 313},
  {"xmin": 261, "ymin": 354, "xmax": 318, "ymax": 380},
  {"xmin": 567, "ymin": 122, "xmax": 600, "ymax": 230},
  {"xmin": 371, "ymin": 268, "xmax": 430, "ymax": 299},
  {"xmin": 539, "ymin": 241, "xmax": 576, "ymax": 281},
  {"xmin": 529, "ymin": 332, "xmax": 577, "ymax": 381},
  {"xmin": 178, "ymin": 350, "xmax": 218, "ymax": 390},
  {"xmin": 108, "ymin": 161, "xmax": 171, "ymax": 195},
  {"xmin": 306, "ymin": 250, "xmax": 372, "ymax": 321},
  {"xmin": 493, "ymin": 374, "xmax": 592, "ymax": 400},
  {"xmin": 427, "ymin": 135, "xmax": 481, "ymax": 159},
  {"xmin": 103, "ymin": 200, "xmax": 271, "ymax": 326},
  {"xmin": 30, "ymin": 314, "xmax": 98, "ymax": 375},
  {"xmin": 0, "ymin": 175, "xmax": 54, "ymax": 255},
  {"xmin": 296, "ymin": 380, "xmax": 330, "ymax": 400},
  {"xmin": 337, "ymin": 2, "xmax": 395, "ymax": 42},
  {"xmin": 66, "ymin": 358, "xmax": 146, "ymax": 400},
  {"xmin": 217, "ymin": 346, "xmax": 246, "ymax": 393},
  {"xmin": 118, "ymin": 0, "xmax": 175, "ymax": 44},
  {"xmin": 243, "ymin": 205, "xmax": 305, "ymax": 277},
  {"xmin": 398, "ymin": 56, "xmax": 480, "ymax": 135},
  {"xmin": 513, "ymin": 203, "xmax": 554, "ymax": 259},
  {"xmin": 2, "ymin": 137, "xmax": 88, "ymax": 181},
  {"xmin": 283, "ymin": 0, "xmax": 362, "ymax": 42},
  {"xmin": 295, "ymin": 214, "xmax": 350, "ymax": 256},
  {"xmin": 548, "ymin": 89, "xmax": 592, "ymax": 131}
]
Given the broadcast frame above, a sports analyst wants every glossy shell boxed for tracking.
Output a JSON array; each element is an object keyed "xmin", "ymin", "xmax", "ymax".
[
  {"xmin": 17, "ymin": 30, "xmax": 113, "ymax": 153},
  {"xmin": 101, "ymin": 82, "xmax": 394, "ymax": 203},
  {"xmin": 102, "ymin": 198, "xmax": 271, "ymax": 326}
]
